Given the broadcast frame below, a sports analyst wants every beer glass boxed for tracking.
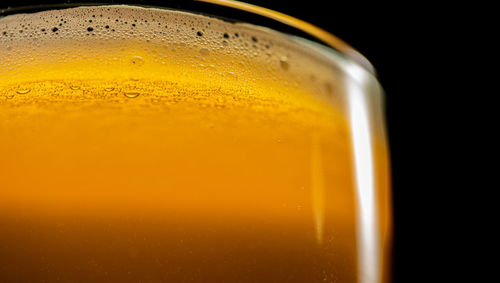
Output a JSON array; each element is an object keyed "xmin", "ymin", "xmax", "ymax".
[{"xmin": 0, "ymin": 1, "xmax": 391, "ymax": 282}]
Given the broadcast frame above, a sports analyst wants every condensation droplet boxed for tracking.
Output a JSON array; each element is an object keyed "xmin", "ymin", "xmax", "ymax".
[
  {"xmin": 280, "ymin": 56, "xmax": 289, "ymax": 70},
  {"xmin": 199, "ymin": 48, "xmax": 210, "ymax": 56},
  {"xmin": 16, "ymin": 88, "xmax": 30, "ymax": 94},
  {"xmin": 124, "ymin": 92, "xmax": 140, "ymax": 98},
  {"xmin": 129, "ymin": 56, "xmax": 145, "ymax": 66}
]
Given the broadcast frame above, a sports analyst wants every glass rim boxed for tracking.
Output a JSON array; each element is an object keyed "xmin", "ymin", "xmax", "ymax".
[
  {"xmin": 199, "ymin": 0, "xmax": 376, "ymax": 75},
  {"xmin": 0, "ymin": 0, "xmax": 376, "ymax": 76}
]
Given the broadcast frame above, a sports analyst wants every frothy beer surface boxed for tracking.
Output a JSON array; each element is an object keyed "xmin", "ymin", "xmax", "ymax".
[{"xmin": 0, "ymin": 5, "xmax": 389, "ymax": 282}]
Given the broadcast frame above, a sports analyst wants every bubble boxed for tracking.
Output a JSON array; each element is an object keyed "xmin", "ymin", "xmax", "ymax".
[
  {"xmin": 69, "ymin": 85, "xmax": 81, "ymax": 90},
  {"xmin": 16, "ymin": 88, "xmax": 30, "ymax": 94},
  {"xmin": 324, "ymin": 82, "xmax": 333, "ymax": 96},
  {"xmin": 225, "ymin": 72, "xmax": 238, "ymax": 81},
  {"xmin": 123, "ymin": 92, "xmax": 140, "ymax": 98},
  {"xmin": 129, "ymin": 56, "xmax": 145, "ymax": 66},
  {"xmin": 199, "ymin": 48, "xmax": 210, "ymax": 56},
  {"xmin": 104, "ymin": 87, "xmax": 115, "ymax": 92},
  {"xmin": 280, "ymin": 56, "xmax": 289, "ymax": 70}
]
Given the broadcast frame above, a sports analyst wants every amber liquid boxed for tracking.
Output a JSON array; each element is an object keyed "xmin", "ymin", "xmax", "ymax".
[{"xmin": 0, "ymin": 5, "xmax": 390, "ymax": 282}]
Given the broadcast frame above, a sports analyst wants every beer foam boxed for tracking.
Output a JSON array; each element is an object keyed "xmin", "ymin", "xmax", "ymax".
[{"xmin": 0, "ymin": 5, "xmax": 345, "ymax": 107}]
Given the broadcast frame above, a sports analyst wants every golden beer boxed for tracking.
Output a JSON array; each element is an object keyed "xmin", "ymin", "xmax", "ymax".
[{"xmin": 0, "ymin": 5, "xmax": 391, "ymax": 282}]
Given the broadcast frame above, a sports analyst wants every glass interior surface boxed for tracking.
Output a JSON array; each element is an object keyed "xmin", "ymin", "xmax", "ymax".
[{"xmin": 0, "ymin": 1, "xmax": 391, "ymax": 283}]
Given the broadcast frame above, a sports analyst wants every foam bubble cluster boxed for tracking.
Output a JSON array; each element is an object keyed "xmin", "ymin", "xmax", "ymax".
[{"xmin": 0, "ymin": 5, "xmax": 344, "ymax": 107}]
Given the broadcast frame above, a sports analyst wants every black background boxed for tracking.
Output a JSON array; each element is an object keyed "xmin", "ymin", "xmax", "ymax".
[{"xmin": 1, "ymin": 1, "xmax": 438, "ymax": 282}]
